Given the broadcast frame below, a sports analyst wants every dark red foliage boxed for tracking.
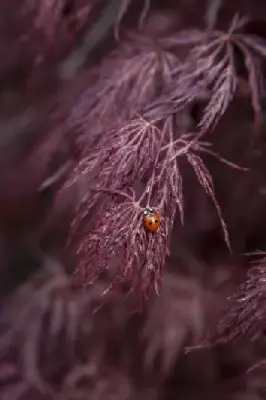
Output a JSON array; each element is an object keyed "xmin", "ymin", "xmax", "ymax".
[
  {"xmin": 2, "ymin": 1, "xmax": 266, "ymax": 399},
  {"xmin": 60, "ymin": 12, "xmax": 266, "ymax": 297}
]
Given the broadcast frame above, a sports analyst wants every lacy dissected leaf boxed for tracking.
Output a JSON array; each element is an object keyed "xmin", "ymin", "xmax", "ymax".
[
  {"xmin": 67, "ymin": 37, "xmax": 178, "ymax": 146},
  {"xmin": 204, "ymin": 261, "xmax": 266, "ymax": 345},
  {"xmin": 71, "ymin": 190, "xmax": 167, "ymax": 297},
  {"xmin": 199, "ymin": 15, "xmax": 266, "ymax": 132},
  {"xmin": 70, "ymin": 117, "xmax": 178, "ymax": 294},
  {"xmin": 70, "ymin": 114, "xmax": 234, "ymax": 296},
  {"xmin": 157, "ymin": 126, "xmax": 232, "ymax": 247},
  {"xmin": 63, "ymin": 117, "xmax": 161, "ymax": 237},
  {"xmin": 161, "ymin": 15, "xmax": 266, "ymax": 133},
  {"xmin": 199, "ymin": 63, "xmax": 236, "ymax": 131}
]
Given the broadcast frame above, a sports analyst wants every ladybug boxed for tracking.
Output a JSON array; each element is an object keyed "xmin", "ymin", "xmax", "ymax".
[{"xmin": 142, "ymin": 208, "xmax": 160, "ymax": 233}]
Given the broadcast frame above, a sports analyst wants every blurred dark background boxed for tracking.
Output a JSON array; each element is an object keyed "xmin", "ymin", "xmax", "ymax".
[{"xmin": 1, "ymin": 1, "xmax": 266, "ymax": 399}]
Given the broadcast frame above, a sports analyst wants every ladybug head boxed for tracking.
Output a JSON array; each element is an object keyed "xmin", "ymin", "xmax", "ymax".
[{"xmin": 143, "ymin": 207, "xmax": 153, "ymax": 216}]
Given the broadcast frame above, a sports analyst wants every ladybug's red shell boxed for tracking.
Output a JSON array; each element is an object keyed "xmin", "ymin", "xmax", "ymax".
[{"xmin": 143, "ymin": 208, "xmax": 160, "ymax": 233}]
